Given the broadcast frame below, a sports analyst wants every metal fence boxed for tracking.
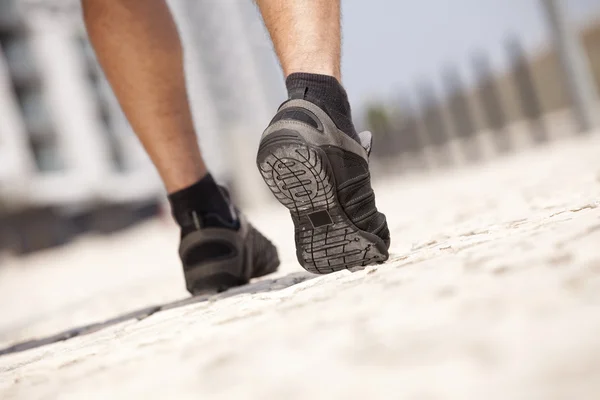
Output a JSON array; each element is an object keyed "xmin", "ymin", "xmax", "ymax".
[{"xmin": 365, "ymin": 20, "xmax": 600, "ymax": 174}]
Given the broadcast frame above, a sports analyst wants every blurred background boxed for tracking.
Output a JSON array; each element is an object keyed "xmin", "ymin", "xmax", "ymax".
[{"xmin": 0, "ymin": 0, "xmax": 598, "ymax": 261}]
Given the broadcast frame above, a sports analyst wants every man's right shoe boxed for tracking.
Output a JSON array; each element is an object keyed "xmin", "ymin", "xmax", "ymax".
[
  {"xmin": 179, "ymin": 202, "xmax": 279, "ymax": 295},
  {"xmin": 256, "ymin": 99, "xmax": 390, "ymax": 274}
]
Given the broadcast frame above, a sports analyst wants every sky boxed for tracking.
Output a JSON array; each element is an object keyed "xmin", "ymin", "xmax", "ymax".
[{"xmin": 340, "ymin": 0, "xmax": 600, "ymax": 108}]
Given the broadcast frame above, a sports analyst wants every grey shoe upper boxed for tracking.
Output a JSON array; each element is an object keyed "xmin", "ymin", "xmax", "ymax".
[
  {"xmin": 180, "ymin": 214, "xmax": 250, "ymax": 285},
  {"xmin": 262, "ymin": 99, "xmax": 369, "ymax": 162},
  {"xmin": 179, "ymin": 212, "xmax": 279, "ymax": 294}
]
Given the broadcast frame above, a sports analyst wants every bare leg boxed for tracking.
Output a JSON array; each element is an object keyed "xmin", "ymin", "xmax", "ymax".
[
  {"xmin": 256, "ymin": 0, "xmax": 359, "ymax": 142},
  {"xmin": 82, "ymin": 0, "xmax": 205, "ymax": 193},
  {"xmin": 255, "ymin": 0, "xmax": 342, "ymax": 80},
  {"xmin": 82, "ymin": 0, "xmax": 280, "ymax": 295}
]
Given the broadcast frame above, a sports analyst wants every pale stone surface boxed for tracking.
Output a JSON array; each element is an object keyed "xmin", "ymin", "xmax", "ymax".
[{"xmin": 1, "ymin": 133, "xmax": 600, "ymax": 399}]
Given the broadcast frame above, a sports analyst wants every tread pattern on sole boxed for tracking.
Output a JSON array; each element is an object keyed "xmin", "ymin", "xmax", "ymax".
[{"xmin": 258, "ymin": 137, "xmax": 385, "ymax": 274}]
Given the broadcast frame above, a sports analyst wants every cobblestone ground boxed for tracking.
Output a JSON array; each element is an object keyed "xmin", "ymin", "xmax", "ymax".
[{"xmin": 1, "ymin": 133, "xmax": 600, "ymax": 399}]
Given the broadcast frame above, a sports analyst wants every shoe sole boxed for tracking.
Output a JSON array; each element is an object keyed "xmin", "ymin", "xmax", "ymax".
[
  {"xmin": 257, "ymin": 132, "xmax": 389, "ymax": 274},
  {"xmin": 189, "ymin": 273, "xmax": 248, "ymax": 295},
  {"xmin": 182, "ymin": 229, "xmax": 279, "ymax": 296},
  {"xmin": 187, "ymin": 260, "xmax": 279, "ymax": 296}
]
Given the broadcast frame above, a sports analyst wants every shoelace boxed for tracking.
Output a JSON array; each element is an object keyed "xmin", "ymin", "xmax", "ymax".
[{"xmin": 358, "ymin": 131, "xmax": 373, "ymax": 157}]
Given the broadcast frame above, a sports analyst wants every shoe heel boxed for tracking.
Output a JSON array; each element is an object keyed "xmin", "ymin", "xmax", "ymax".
[
  {"xmin": 257, "ymin": 131, "xmax": 335, "ymax": 213},
  {"xmin": 186, "ymin": 273, "xmax": 247, "ymax": 295}
]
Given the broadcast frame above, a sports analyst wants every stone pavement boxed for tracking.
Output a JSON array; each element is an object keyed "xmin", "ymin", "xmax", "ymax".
[{"xmin": 1, "ymin": 133, "xmax": 600, "ymax": 399}]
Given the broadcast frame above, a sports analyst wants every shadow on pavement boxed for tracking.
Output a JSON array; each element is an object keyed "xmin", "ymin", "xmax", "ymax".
[{"xmin": 0, "ymin": 271, "xmax": 316, "ymax": 357}]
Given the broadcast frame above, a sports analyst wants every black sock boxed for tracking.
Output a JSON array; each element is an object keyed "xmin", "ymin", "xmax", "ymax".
[
  {"xmin": 285, "ymin": 72, "xmax": 360, "ymax": 143},
  {"xmin": 168, "ymin": 174, "xmax": 238, "ymax": 236}
]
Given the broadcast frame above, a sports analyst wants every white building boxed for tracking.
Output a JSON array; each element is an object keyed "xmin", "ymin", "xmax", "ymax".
[
  {"xmin": 0, "ymin": 0, "xmax": 162, "ymax": 215},
  {"xmin": 0, "ymin": 0, "xmax": 283, "ymax": 223}
]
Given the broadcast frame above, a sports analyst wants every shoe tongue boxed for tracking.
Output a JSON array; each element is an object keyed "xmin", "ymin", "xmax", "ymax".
[{"xmin": 358, "ymin": 131, "xmax": 373, "ymax": 157}]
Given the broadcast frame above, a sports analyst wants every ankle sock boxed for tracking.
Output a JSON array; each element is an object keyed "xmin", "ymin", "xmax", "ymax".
[
  {"xmin": 168, "ymin": 174, "xmax": 238, "ymax": 236},
  {"xmin": 285, "ymin": 72, "xmax": 360, "ymax": 143}
]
